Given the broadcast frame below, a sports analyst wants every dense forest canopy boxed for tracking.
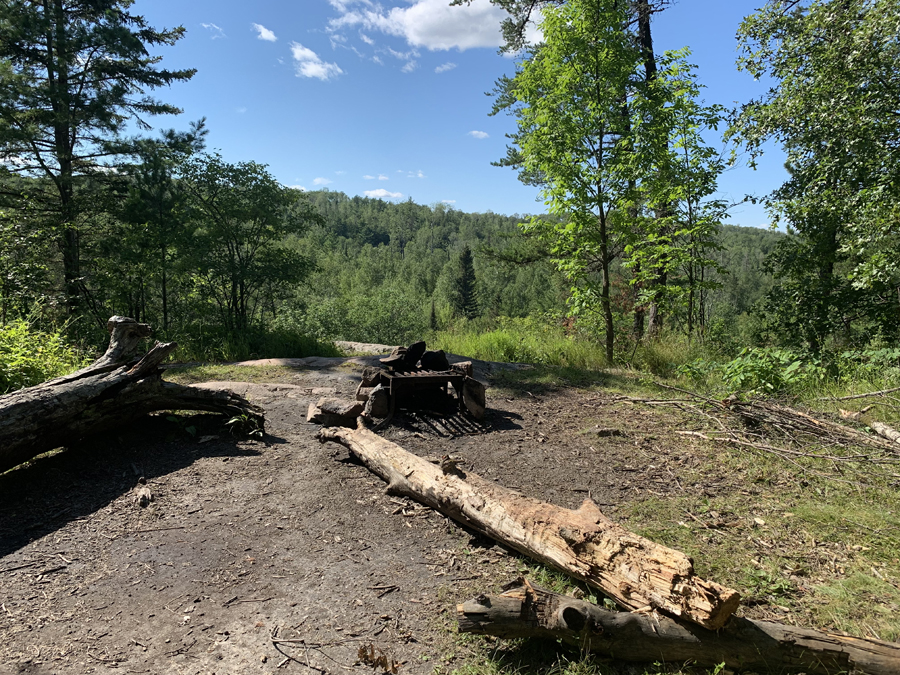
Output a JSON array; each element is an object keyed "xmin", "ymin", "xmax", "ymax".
[{"xmin": 0, "ymin": 0, "xmax": 897, "ymax": 376}]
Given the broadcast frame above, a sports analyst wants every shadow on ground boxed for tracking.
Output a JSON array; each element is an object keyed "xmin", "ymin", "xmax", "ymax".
[{"xmin": 0, "ymin": 413, "xmax": 278, "ymax": 560}]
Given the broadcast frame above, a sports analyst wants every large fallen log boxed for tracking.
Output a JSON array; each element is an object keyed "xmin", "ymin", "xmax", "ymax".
[
  {"xmin": 317, "ymin": 423, "xmax": 740, "ymax": 630},
  {"xmin": 0, "ymin": 316, "xmax": 265, "ymax": 474},
  {"xmin": 458, "ymin": 579, "xmax": 900, "ymax": 675}
]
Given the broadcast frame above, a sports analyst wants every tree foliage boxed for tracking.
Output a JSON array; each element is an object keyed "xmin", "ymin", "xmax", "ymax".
[
  {"xmin": 179, "ymin": 154, "xmax": 320, "ymax": 332},
  {"xmin": 729, "ymin": 0, "xmax": 900, "ymax": 348},
  {"xmin": 0, "ymin": 0, "xmax": 195, "ymax": 312}
]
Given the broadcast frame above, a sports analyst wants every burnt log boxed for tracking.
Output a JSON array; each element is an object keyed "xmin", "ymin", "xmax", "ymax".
[
  {"xmin": 0, "ymin": 317, "xmax": 265, "ymax": 474},
  {"xmin": 458, "ymin": 580, "xmax": 900, "ymax": 675},
  {"xmin": 317, "ymin": 423, "xmax": 740, "ymax": 629}
]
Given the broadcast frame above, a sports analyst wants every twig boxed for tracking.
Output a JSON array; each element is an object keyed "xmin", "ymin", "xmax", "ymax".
[
  {"xmin": 652, "ymin": 381, "xmax": 722, "ymax": 407},
  {"xmin": 818, "ymin": 386, "xmax": 900, "ymax": 401},
  {"xmin": 125, "ymin": 526, "xmax": 186, "ymax": 536}
]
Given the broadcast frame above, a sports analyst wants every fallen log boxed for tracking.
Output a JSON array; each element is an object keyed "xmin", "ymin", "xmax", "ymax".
[
  {"xmin": 0, "ymin": 316, "xmax": 265, "ymax": 474},
  {"xmin": 458, "ymin": 579, "xmax": 900, "ymax": 675},
  {"xmin": 317, "ymin": 423, "xmax": 740, "ymax": 630}
]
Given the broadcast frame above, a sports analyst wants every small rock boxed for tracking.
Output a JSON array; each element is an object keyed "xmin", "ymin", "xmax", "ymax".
[{"xmin": 135, "ymin": 486, "xmax": 153, "ymax": 508}]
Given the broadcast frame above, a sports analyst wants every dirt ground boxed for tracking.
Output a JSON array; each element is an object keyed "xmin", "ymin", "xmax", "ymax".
[{"xmin": 0, "ymin": 353, "xmax": 723, "ymax": 675}]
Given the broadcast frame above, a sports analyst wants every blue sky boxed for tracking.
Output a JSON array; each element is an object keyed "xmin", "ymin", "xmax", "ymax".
[{"xmin": 132, "ymin": 0, "xmax": 787, "ymax": 228}]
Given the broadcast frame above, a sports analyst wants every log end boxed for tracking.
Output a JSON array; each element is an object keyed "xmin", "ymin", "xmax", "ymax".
[{"xmin": 694, "ymin": 582, "xmax": 741, "ymax": 631}]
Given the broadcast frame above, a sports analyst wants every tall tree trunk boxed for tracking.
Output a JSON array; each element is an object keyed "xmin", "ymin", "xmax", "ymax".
[{"xmin": 599, "ymin": 211, "xmax": 614, "ymax": 364}]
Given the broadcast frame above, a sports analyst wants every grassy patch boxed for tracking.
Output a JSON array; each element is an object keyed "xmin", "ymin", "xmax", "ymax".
[
  {"xmin": 163, "ymin": 363, "xmax": 304, "ymax": 385},
  {"xmin": 618, "ymin": 444, "xmax": 900, "ymax": 642}
]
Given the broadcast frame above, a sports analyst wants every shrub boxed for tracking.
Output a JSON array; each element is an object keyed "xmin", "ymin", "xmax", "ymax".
[{"xmin": 0, "ymin": 319, "xmax": 88, "ymax": 393}]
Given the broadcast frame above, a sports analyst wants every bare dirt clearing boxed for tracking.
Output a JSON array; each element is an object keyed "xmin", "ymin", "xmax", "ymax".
[{"xmin": 1, "ymin": 355, "xmax": 887, "ymax": 674}]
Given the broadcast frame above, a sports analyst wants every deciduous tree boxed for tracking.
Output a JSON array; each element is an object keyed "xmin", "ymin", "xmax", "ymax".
[
  {"xmin": 179, "ymin": 154, "xmax": 320, "ymax": 332},
  {"xmin": 729, "ymin": 0, "xmax": 900, "ymax": 348}
]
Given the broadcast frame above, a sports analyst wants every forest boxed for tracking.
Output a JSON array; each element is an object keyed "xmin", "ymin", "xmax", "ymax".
[{"xmin": 0, "ymin": 0, "xmax": 898, "ymax": 396}]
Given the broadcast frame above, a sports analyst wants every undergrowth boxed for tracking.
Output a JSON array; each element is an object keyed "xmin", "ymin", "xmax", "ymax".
[{"xmin": 0, "ymin": 318, "xmax": 88, "ymax": 393}]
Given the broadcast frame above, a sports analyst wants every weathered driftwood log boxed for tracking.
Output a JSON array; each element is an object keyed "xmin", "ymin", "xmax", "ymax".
[
  {"xmin": 317, "ymin": 423, "xmax": 740, "ymax": 629},
  {"xmin": 0, "ymin": 316, "xmax": 265, "ymax": 474},
  {"xmin": 458, "ymin": 580, "xmax": 900, "ymax": 675}
]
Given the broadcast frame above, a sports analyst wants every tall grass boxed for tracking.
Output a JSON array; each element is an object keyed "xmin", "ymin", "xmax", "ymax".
[{"xmin": 431, "ymin": 317, "xmax": 608, "ymax": 370}]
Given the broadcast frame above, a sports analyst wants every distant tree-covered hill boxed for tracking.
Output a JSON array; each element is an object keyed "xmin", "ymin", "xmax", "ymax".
[{"xmin": 276, "ymin": 191, "xmax": 784, "ymax": 346}]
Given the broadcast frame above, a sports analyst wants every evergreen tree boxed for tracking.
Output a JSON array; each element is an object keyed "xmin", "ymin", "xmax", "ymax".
[
  {"xmin": 0, "ymin": 0, "xmax": 195, "ymax": 314},
  {"xmin": 453, "ymin": 245, "xmax": 479, "ymax": 320}
]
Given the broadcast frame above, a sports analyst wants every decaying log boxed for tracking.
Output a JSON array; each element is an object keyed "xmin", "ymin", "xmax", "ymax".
[
  {"xmin": 458, "ymin": 580, "xmax": 900, "ymax": 675},
  {"xmin": 0, "ymin": 317, "xmax": 265, "ymax": 474},
  {"xmin": 870, "ymin": 421, "xmax": 900, "ymax": 445},
  {"xmin": 317, "ymin": 423, "xmax": 740, "ymax": 629}
]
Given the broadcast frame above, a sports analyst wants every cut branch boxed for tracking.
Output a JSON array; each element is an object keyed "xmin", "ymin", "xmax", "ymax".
[
  {"xmin": 318, "ymin": 423, "xmax": 740, "ymax": 630},
  {"xmin": 0, "ymin": 317, "xmax": 264, "ymax": 474},
  {"xmin": 457, "ymin": 579, "xmax": 900, "ymax": 675}
]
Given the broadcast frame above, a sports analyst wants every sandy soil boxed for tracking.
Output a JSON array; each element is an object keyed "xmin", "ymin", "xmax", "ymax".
[{"xmin": 0, "ymin": 357, "xmax": 706, "ymax": 675}]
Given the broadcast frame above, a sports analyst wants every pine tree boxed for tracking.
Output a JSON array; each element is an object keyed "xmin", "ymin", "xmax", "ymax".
[
  {"xmin": 0, "ymin": 0, "xmax": 196, "ymax": 314},
  {"xmin": 454, "ymin": 245, "xmax": 479, "ymax": 320}
]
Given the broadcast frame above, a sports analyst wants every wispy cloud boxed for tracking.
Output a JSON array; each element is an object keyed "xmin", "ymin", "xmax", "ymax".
[
  {"xmin": 365, "ymin": 188, "xmax": 403, "ymax": 199},
  {"xmin": 378, "ymin": 174, "xmax": 388, "ymax": 180},
  {"xmin": 360, "ymin": 33, "xmax": 375, "ymax": 45},
  {"xmin": 407, "ymin": 169, "xmax": 426, "ymax": 178},
  {"xmin": 364, "ymin": 173, "xmax": 390, "ymax": 180},
  {"xmin": 287, "ymin": 184, "xmax": 307, "ymax": 191},
  {"xmin": 468, "ymin": 130, "xmax": 489, "ymax": 139},
  {"xmin": 236, "ymin": 106, "xmax": 247, "ymax": 114},
  {"xmin": 291, "ymin": 43, "xmax": 344, "ymax": 81},
  {"xmin": 401, "ymin": 60, "xmax": 418, "ymax": 73},
  {"xmin": 328, "ymin": 0, "xmax": 506, "ymax": 51},
  {"xmin": 442, "ymin": 199, "xmax": 456, "ymax": 204},
  {"xmin": 313, "ymin": 177, "xmax": 333, "ymax": 186},
  {"xmin": 435, "ymin": 62, "xmax": 457, "ymax": 74},
  {"xmin": 252, "ymin": 23, "xmax": 277, "ymax": 42},
  {"xmin": 201, "ymin": 23, "xmax": 226, "ymax": 39}
]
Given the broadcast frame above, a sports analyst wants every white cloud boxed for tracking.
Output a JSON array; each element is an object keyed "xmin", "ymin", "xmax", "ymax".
[
  {"xmin": 313, "ymin": 177, "xmax": 333, "ymax": 186},
  {"xmin": 329, "ymin": 0, "xmax": 375, "ymax": 11},
  {"xmin": 365, "ymin": 188, "xmax": 403, "ymax": 199},
  {"xmin": 360, "ymin": 33, "xmax": 375, "ymax": 45},
  {"xmin": 236, "ymin": 106, "xmax": 247, "ymax": 114},
  {"xmin": 201, "ymin": 23, "xmax": 226, "ymax": 39},
  {"xmin": 329, "ymin": 0, "xmax": 506, "ymax": 51},
  {"xmin": 435, "ymin": 62, "xmax": 456, "ymax": 74},
  {"xmin": 378, "ymin": 174, "xmax": 388, "ymax": 180},
  {"xmin": 407, "ymin": 169, "xmax": 426, "ymax": 178},
  {"xmin": 363, "ymin": 175, "xmax": 376, "ymax": 180},
  {"xmin": 286, "ymin": 184, "xmax": 307, "ymax": 191},
  {"xmin": 252, "ymin": 23, "xmax": 277, "ymax": 41},
  {"xmin": 442, "ymin": 199, "xmax": 456, "ymax": 204},
  {"xmin": 468, "ymin": 130, "xmax": 489, "ymax": 139},
  {"xmin": 401, "ymin": 60, "xmax": 418, "ymax": 73},
  {"xmin": 291, "ymin": 42, "xmax": 344, "ymax": 80}
]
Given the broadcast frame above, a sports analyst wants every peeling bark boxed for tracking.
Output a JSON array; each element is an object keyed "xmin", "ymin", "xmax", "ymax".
[{"xmin": 318, "ymin": 424, "xmax": 740, "ymax": 629}]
